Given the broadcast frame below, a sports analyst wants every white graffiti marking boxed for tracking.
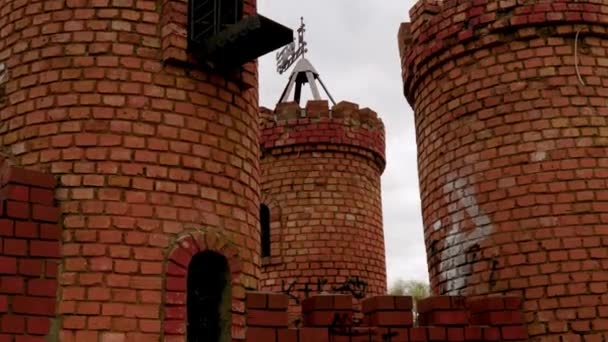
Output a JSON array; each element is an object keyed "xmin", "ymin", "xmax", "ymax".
[
  {"xmin": 0, "ymin": 63, "xmax": 6, "ymax": 84},
  {"xmin": 438, "ymin": 174, "xmax": 494, "ymax": 295}
]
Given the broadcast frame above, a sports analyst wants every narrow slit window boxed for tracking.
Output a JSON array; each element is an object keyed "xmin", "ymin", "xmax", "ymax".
[
  {"xmin": 260, "ymin": 204, "xmax": 271, "ymax": 258},
  {"xmin": 187, "ymin": 251, "xmax": 231, "ymax": 342}
]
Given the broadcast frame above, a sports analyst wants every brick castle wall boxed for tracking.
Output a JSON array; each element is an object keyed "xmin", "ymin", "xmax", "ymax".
[
  {"xmin": 0, "ymin": 0, "xmax": 261, "ymax": 340},
  {"xmin": 259, "ymin": 100, "xmax": 387, "ymax": 319},
  {"xmin": 245, "ymin": 292, "xmax": 528, "ymax": 342},
  {"xmin": 400, "ymin": 0, "xmax": 608, "ymax": 340},
  {"xmin": 0, "ymin": 159, "xmax": 61, "ymax": 341}
]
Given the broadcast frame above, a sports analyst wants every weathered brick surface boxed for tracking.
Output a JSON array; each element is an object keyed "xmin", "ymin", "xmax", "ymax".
[
  {"xmin": 0, "ymin": 160, "xmax": 61, "ymax": 341},
  {"xmin": 245, "ymin": 293, "xmax": 528, "ymax": 342},
  {"xmin": 0, "ymin": 0, "xmax": 259, "ymax": 340},
  {"xmin": 259, "ymin": 100, "xmax": 387, "ymax": 319},
  {"xmin": 400, "ymin": 0, "xmax": 608, "ymax": 340}
]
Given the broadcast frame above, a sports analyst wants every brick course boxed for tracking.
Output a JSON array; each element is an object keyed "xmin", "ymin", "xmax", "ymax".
[
  {"xmin": 400, "ymin": 0, "xmax": 608, "ymax": 340},
  {"xmin": 259, "ymin": 100, "xmax": 387, "ymax": 319}
]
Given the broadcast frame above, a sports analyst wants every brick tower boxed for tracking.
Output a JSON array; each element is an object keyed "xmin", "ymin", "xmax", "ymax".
[
  {"xmin": 400, "ymin": 0, "xmax": 608, "ymax": 340},
  {"xmin": 258, "ymin": 58, "xmax": 387, "ymax": 320},
  {"xmin": 0, "ymin": 0, "xmax": 291, "ymax": 340}
]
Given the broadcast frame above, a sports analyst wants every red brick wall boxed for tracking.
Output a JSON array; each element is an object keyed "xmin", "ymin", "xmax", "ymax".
[
  {"xmin": 0, "ymin": 0, "xmax": 260, "ymax": 340},
  {"xmin": 245, "ymin": 292, "xmax": 528, "ymax": 342},
  {"xmin": 400, "ymin": 0, "xmax": 608, "ymax": 340},
  {"xmin": 259, "ymin": 100, "xmax": 387, "ymax": 319},
  {"xmin": 0, "ymin": 161, "xmax": 61, "ymax": 341}
]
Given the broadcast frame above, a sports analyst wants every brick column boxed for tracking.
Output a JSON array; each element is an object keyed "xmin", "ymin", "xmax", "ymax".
[
  {"xmin": 0, "ymin": 164, "xmax": 61, "ymax": 341},
  {"xmin": 245, "ymin": 292, "xmax": 289, "ymax": 342},
  {"xmin": 468, "ymin": 297, "xmax": 528, "ymax": 341},
  {"xmin": 416, "ymin": 296, "xmax": 469, "ymax": 341},
  {"xmin": 362, "ymin": 295, "xmax": 413, "ymax": 340}
]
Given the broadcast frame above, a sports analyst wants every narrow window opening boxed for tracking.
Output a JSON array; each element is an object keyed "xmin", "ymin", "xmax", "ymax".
[
  {"xmin": 260, "ymin": 204, "xmax": 271, "ymax": 258},
  {"xmin": 188, "ymin": 0, "xmax": 244, "ymax": 47},
  {"xmin": 187, "ymin": 250, "xmax": 231, "ymax": 342},
  {"xmin": 218, "ymin": 0, "xmax": 243, "ymax": 32}
]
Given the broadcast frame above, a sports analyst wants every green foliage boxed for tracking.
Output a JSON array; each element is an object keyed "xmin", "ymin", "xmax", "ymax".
[{"xmin": 388, "ymin": 279, "xmax": 430, "ymax": 301}]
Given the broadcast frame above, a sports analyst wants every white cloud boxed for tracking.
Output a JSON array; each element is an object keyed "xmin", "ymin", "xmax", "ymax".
[{"xmin": 258, "ymin": 0, "xmax": 428, "ymax": 286}]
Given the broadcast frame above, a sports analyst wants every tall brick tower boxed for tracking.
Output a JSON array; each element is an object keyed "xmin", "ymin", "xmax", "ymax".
[
  {"xmin": 400, "ymin": 0, "xmax": 608, "ymax": 340},
  {"xmin": 0, "ymin": 0, "xmax": 291, "ymax": 340},
  {"xmin": 258, "ymin": 58, "xmax": 387, "ymax": 319}
]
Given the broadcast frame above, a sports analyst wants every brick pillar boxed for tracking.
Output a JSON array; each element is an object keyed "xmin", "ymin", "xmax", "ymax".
[
  {"xmin": 362, "ymin": 295, "xmax": 413, "ymax": 340},
  {"xmin": 468, "ymin": 297, "xmax": 528, "ymax": 341},
  {"xmin": 301, "ymin": 295, "xmax": 357, "ymax": 341},
  {"xmin": 0, "ymin": 164, "xmax": 61, "ymax": 340},
  {"xmin": 417, "ymin": 296, "xmax": 469, "ymax": 341},
  {"xmin": 245, "ymin": 292, "xmax": 289, "ymax": 342}
]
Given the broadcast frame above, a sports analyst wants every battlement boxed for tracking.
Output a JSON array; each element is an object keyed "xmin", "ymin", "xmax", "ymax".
[
  {"xmin": 260, "ymin": 100, "xmax": 384, "ymax": 130},
  {"xmin": 260, "ymin": 100, "xmax": 386, "ymax": 171},
  {"xmin": 399, "ymin": 0, "xmax": 608, "ymax": 102},
  {"xmin": 245, "ymin": 292, "xmax": 528, "ymax": 341}
]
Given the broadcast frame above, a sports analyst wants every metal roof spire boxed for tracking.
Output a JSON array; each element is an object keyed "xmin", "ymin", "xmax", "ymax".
[{"xmin": 275, "ymin": 18, "xmax": 336, "ymax": 106}]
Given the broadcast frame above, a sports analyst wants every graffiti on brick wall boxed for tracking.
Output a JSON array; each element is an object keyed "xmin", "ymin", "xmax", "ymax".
[
  {"xmin": 0, "ymin": 63, "xmax": 6, "ymax": 103},
  {"xmin": 281, "ymin": 276, "xmax": 368, "ymax": 304},
  {"xmin": 329, "ymin": 312, "xmax": 400, "ymax": 341},
  {"xmin": 438, "ymin": 175, "xmax": 495, "ymax": 294}
]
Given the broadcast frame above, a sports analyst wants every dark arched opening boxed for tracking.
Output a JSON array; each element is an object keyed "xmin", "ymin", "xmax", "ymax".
[
  {"xmin": 187, "ymin": 250, "xmax": 231, "ymax": 342},
  {"xmin": 260, "ymin": 204, "xmax": 271, "ymax": 258}
]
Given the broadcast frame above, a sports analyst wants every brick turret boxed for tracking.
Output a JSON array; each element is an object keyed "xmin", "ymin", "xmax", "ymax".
[
  {"xmin": 259, "ymin": 100, "xmax": 387, "ymax": 320},
  {"xmin": 400, "ymin": 0, "xmax": 608, "ymax": 340},
  {"xmin": 0, "ymin": 0, "xmax": 272, "ymax": 340}
]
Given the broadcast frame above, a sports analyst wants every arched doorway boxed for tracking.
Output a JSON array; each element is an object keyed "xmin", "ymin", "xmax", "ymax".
[{"xmin": 187, "ymin": 250, "xmax": 231, "ymax": 342}]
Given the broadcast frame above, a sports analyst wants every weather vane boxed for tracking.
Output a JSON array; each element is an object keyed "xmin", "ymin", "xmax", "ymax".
[{"xmin": 276, "ymin": 17, "xmax": 308, "ymax": 75}]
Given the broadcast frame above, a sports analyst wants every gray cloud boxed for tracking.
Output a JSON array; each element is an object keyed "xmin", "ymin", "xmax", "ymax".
[{"xmin": 258, "ymin": 0, "xmax": 428, "ymax": 286}]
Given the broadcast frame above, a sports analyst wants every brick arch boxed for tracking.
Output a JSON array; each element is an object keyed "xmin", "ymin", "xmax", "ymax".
[
  {"xmin": 260, "ymin": 192, "xmax": 284, "ymax": 264},
  {"xmin": 162, "ymin": 228, "xmax": 244, "ymax": 340}
]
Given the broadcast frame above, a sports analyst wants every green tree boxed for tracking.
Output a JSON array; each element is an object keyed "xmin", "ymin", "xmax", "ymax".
[
  {"xmin": 388, "ymin": 279, "xmax": 430, "ymax": 301},
  {"xmin": 389, "ymin": 279, "xmax": 430, "ymax": 326}
]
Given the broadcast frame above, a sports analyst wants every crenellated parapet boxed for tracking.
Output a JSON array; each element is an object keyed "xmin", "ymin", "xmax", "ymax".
[
  {"xmin": 245, "ymin": 292, "xmax": 528, "ymax": 341},
  {"xmin": 260, "ymin": 100, "xmax": 386, "ymax": 171},
  {"xmin": 399, "ymin": 0, "xmax": 608, "ymax": 103}
]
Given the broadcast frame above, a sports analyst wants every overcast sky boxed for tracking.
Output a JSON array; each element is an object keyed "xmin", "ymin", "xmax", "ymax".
[{"xmin": 257, "ymin": 0, "xmax": 427, "ymax": 286}]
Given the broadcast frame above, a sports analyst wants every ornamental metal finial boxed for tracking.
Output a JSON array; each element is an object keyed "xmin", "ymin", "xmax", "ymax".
[{"xmin": 276, "ymin": 17, "xmax": 308, "ymax": 75}]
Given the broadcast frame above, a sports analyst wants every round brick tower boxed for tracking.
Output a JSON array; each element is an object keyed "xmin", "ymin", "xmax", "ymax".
[
  {"xmin": 400, "ymin": 0, "xmax": 608, "ymax": 340},
  {"xmin": 258, "ymin": 99, "xmax": 387, "ymax": 319},
  {"xmin": 0, "ymin": 0, "xmax": 293, "ymax": 340}
]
